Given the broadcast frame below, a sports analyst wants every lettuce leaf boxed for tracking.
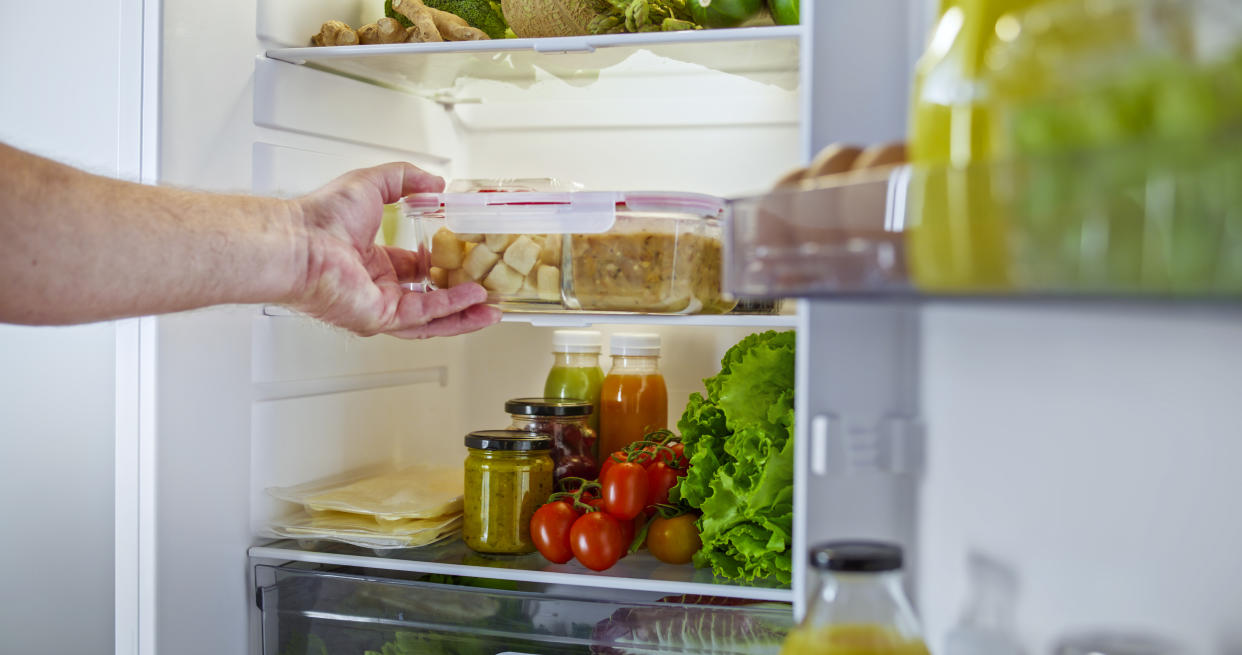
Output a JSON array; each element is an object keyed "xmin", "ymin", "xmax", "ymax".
[{"xmin": 672, "ymin": 331, "xmax": 796, "ymax": 585}]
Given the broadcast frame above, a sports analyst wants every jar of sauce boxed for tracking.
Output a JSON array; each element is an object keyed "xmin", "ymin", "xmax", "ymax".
[
  {"xmin": 599, "ymin": 333, "xmax": 668, "ymax": 459},
  {"xmin": 462, "ymin": 430, "xmax": 554, "ymax": 555},
  {"xmin": 506, "ymin": 397, "xmax": 598, "ymax": 483}
]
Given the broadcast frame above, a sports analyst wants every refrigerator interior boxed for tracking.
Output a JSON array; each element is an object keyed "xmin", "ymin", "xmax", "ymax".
[{"xmin": 145, "ymin": 0, "xmax": 1242, "ymax": 653}]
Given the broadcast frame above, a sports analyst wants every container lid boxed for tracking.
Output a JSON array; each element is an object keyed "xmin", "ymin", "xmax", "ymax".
[
  {"xmin": 809, "ymin": 541, "xmax": 904, "ymax": 572},
  {"xmin": 464, "ymin": 430, "xmax": 552, "ymax": 451},
  {"xmin": 552, "ymin": 330, "xmax": 602, "ymax": 354},
  {"xmin": 610, "ymin": 332, "xmax": 661, "ymax": 356},
  {"xmin": 504, "ymin": 398, "xmax": 594, "ymax": 417}
]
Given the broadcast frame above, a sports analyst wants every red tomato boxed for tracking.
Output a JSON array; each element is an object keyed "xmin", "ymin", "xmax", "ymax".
[
  {"xmin": 569, "ymin": 511, "xmax": 625, "ymax": 571},
  {"xmin": 598, "ymin": 450, "xmax": 626, "ymax": 483},
  {"xmin": 602, "ymin": 462, "xmax": 649, "ymax": 520},
  {"xmin": 645, "ymin": 460, "xmax": 679, "ymax": 507},
  {"xmin": 530, "ymin": 501, "xmax": 579, "ymax": 564}
]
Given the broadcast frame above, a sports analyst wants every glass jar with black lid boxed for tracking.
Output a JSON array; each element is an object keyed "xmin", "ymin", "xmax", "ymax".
[
  {"xmin": 505, "ymin": 397, "xmax": 598, "ymax": 483},
  {"xmin": 462, "ymin": 429, "xmax": 553, "ymax": 555}
]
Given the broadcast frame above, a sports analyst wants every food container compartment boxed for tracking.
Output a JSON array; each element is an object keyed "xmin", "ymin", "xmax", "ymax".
[
  {"xmin": 403, "ymin": 190, "xmax": 737, "ymax": 314},
  {"xmin": 725, "ymin": 168, "xmax": 911, "ymax": 299},
  {"xmin": 256, "ymin": 562, "xmax": 794, "ymax": 655}
]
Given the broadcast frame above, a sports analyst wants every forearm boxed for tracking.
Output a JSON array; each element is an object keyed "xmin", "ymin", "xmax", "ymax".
[{"xmin": 0, "ymin": 143, "xmax": 305, "ymax": 324}]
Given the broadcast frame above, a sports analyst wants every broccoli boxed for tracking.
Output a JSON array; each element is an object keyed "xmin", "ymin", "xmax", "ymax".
[{"xmin": 385, "ymin": 0, "xmax": 509, "ymax": 39}]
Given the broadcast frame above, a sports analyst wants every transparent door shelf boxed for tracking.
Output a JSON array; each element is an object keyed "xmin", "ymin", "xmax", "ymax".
[
  {"xmin": 250, "ymin": 538, "xmax": 792, "ymax": 603},
  {"xmin": 726, "ymin": 132, "xmax": 1242, "ymax": 301},
  {"xmin": 265, "ymin": 25, "xmax": 802, "ymax": 96},
  {"xmin": 261, "ymin": 304, "xmax": 797, "ymax": 328}
]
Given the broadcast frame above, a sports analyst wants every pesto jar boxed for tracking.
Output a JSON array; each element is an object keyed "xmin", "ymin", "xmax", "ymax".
[{"xmin": 463, "ymin": 430, "xmax": 554, "ymax": 555}]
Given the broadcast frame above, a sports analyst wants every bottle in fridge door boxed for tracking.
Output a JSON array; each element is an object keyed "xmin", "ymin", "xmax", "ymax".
[
  {"xmin": 780, "ymin": 541, "xmax": 930, "ymax": 655},
  {"xmin": 598, "ymin": 332, "xmax": 668, "ymax": 459}
]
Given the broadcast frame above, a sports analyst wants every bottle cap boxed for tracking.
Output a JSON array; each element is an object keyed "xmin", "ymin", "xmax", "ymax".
[
  {"xmin": 505, "ymin": 397, "xmax": 593, "ymax": 417},
  {"xmin": 809, "ymin": 541, "xmax": 904, "ymax": 573},
  {"xmin": 464, "ymin": 430, "xmax": 552, "ymax": 451},
  {"xmin": 610, "ymin": 332, "xmax": 661, "ymax": 356},
  {"xmin": 552, "ymin": 330, "xmax": 602, "ymax": 354}
]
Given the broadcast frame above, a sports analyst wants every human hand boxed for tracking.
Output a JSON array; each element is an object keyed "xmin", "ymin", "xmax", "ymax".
[{"xmin": 287, "ymin": 162, "xmax": 501, "ymax": 338}]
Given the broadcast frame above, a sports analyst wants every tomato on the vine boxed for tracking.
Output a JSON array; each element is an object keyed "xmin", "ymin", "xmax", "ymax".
[
  {"xmin": 646, "ymin": 513, "xmax": 701, "ymax": 565},
  {"xmin": 569, "ymin": 511, "xmax": 626, "ymax": 571},
  {"xmin": 602, "ymin": 462, "xmax": 649, "ymax": 520},
  {"xmin": 645, "ymin": 460, "xmax": 679, "ymax": 507},
  {"xmin": 661, "ymin": 442, "xmax": 689, "ymax": 474},
  {"xmin": 598, "ymin": 450, "xmax": 626, "ymax": 483},
  {"xmin": 530, "ymin": 501, "xmax": 579, "ymax": 564}
]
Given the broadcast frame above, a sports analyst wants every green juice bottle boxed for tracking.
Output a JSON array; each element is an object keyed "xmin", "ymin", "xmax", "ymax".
[{"xmin": 543, "ymin": 330, "xmax": 604, "ymax": 435}]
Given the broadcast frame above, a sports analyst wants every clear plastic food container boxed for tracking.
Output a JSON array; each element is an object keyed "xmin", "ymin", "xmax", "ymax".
[{"xmin": 403, "ymin": 187, "xmax": 737, "ymax": 314}]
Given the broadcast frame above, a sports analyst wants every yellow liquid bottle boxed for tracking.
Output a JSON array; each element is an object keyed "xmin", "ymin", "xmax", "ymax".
[
  {"xmin": 906, "ymin": 0, "xmax": 1050, "ymax": 292},
  {"xmin": 780, "ymin": 542, "xmax": 929, "ymax": 655}
]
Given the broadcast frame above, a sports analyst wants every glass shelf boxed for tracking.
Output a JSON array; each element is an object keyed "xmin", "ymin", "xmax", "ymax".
[
  {"xmin": 264, "ymin": 25, "xmax": 802, "ymax": 97},
  {"xmin": 250, "ymin": 538, "xmax": 792, "ymax": 603},
  {"xmin": 262, "ymin": 305, "xmax": 797, "ymax": 327}
]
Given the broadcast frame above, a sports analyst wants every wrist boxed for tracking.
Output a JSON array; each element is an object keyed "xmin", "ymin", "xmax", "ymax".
[{"xmin": 279, "ymin": 197, "xmax": 313, "ymax": 307}]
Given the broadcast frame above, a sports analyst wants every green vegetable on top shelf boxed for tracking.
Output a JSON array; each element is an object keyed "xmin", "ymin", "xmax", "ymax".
[
  {"xmin": 766, "ymin": 0, "xmax": 798, "ymax": 25},
  {"xmin": 386, "ymin": 0, "xmax": 510, "ymax": 39},
  {"xmin": 671, "ymin": 330, "xmax": 795, "ymax": 585},
  {"xmin": 686, "ymin": 0, "xmax": 765, "ymax": 28}
]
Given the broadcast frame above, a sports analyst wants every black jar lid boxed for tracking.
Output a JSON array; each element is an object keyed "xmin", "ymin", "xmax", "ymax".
[
  {"xmin": 465, "ymin": 430, "xmax": 552, "ymax": 451},
  {"xmin": 505, "ymin": 397, "xmax": 593, "ymax": 417},
  {"xmin": 809, "ymin": 541, "xmax": 904, "ymax": 573}
]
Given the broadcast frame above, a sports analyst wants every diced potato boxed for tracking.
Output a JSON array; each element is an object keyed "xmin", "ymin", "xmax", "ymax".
[
  {"xmin": 540, "ymin": 234, "xmax": 562, "ymax": 266},
  {"xmin": 430, "ymin": 228, "xmax": 465, "ymax": 269},
  {"xmin": 519, "ymin": 266, "xmax": 539, "ymax": 297},
  {"xmin": 502, "ymin": 235, "xmax": 541, "ymax": 276},
  {"xmin": 429, "ymin": 266, "xmax": 448, "ymax": 289},
  {"xmin": 461, "ymin": 244, "xmax": 501, "ymax": 281},
  {"xmin": 455, "ymin": 233, "xmax": 484, "ymax": 243},
  {"xmin": 447, "ymin": 267, "xmax": 472, "ymax": 288},
  {"xmin": 485, "ymin": 233, "xmax": 517, "ymax": 253},
  {"xmin": 537, "ymin": 265, "xmax": 560, "ymax": 301},
  {"xmin": 483, "ymin": 262, "xmax": 524, "ymax": 295}
]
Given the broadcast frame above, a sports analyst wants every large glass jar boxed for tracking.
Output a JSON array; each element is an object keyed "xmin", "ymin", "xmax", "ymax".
[
  {"xmin": 462, "ymin": 430, "xmax": 554, "ymax": 555},
  {"xmin": 780, "ymin": 541, "xmax": 930, "ymax": 655},
  {"xmin": 506, "ymin": 397, "xmax": 598, "ymax": 483}
]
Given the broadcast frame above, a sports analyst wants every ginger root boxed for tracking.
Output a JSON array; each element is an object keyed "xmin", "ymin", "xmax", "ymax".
[
  {"xmin": 390, "ymin": 0, "xmax": 443, "ymax": 42},
  {"xmin": 311, "ymin": 1, "xmax": 491, "ymax": 47},
  {"xmin": 422, "ymin": 5, "xmax": 489, "ymax": 41},
  {"xmin": 358, "ymin": 17, "xmax": 409, "ymax": 45},
  {"xmin": 311, "ymin": 20, "xmax": 358, "ymax": 46}
]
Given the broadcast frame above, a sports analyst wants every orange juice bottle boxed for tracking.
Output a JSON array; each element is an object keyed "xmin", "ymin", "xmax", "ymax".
[{"xmin": 598, "ymin": 333, "xmax": 667, "ymax": 459}]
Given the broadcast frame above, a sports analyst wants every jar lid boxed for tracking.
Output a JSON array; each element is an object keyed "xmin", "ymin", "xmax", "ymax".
[
  {"xmin": 465, "ymin": 430, "xmax": 552, "ymax": 451},
  {"xmin": 610, "ymin": 332, "xmax": 660, "ymax": 356},
  {"xmin": 552, "ymin": 330, "xmax": 602, "ymax": 353},
  {"xmin": 505, "ymin": 397, "xmax": 593, "ymax": 417},
  {"xmin": 809, "ymin": 541, "xmax": 903, "ymax": 573}
]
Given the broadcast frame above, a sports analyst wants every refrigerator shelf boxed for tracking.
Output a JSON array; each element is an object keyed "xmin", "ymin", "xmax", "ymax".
[
  {"xmin": 262, "ymin": 304, "xmax": 797, "ymax": 328},
  {"xmin": 264, "ymin": 25, "xmax": 801, "ymax": 98},
  {"xmin": 250, "ymin": 538, "xmax": 792, "ymax": 603}
]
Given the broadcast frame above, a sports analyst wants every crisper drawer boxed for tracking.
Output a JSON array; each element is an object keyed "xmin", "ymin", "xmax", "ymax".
[{"xmin": 256, "ymin": 563, "xmax": 794, "ymax": 655}]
